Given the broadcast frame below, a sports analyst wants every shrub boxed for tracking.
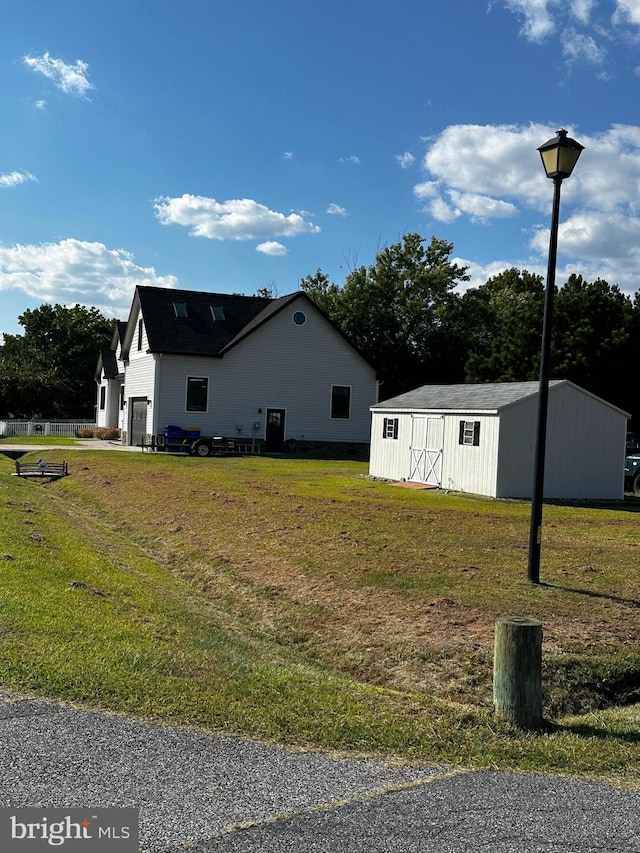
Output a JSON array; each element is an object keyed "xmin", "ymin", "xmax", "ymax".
[
  {"xmin": 95, "ymin": 428, "xmax": 120, "ymax": 441},
  {"xmin": 75, "ymin": 428, "xmax": 95, "ymax": 438}
]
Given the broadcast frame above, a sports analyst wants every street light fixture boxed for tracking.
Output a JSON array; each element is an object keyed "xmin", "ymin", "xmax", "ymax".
[{"xmin": 528, "ymin": 129, "xmax": 584, "ymax": 585}]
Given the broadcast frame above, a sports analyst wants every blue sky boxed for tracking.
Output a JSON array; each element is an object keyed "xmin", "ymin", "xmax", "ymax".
[{"xmin": 2, "ymin": 0, "xmax": 640, "ymax": 338}]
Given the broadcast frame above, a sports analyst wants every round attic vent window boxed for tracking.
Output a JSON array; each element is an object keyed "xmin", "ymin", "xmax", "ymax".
[{"xmin": 292, "ymin": 311, "xmax": 306, "ymax": 326}]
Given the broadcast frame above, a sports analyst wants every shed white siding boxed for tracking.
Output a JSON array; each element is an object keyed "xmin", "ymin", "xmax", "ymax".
[
  {"xmin": 442, "ymin": 413, "xmax": 500, "ymax": 497},
  {"xmin": 370, "ymin": 381, "xmax": 629, "ymax": 501}
]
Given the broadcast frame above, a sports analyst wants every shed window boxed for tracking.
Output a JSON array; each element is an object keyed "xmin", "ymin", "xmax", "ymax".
[
  {"xmin": 173, "ymin": 302, "xmax": 188, "ymax": 318},
  {"xmin": 383, "ymin": 417, "xmax": 398, "ymax": 439},
  {"xmin": 459, "ymin": 420, "xmax": 480, "ymax": 446},
  {"xmin": 331, "ymin": 385, "xmax": 351, "ymax": 419},
  {"xmin": 186, "ymin": 377, "xmax": 208, "ymax": 412}
]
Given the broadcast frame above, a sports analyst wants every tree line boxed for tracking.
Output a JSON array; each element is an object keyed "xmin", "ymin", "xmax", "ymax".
[
  {"xmin": 1, "ymin": 232, "xmax": 638, "ymax": 425},
  {"xmin": 301, "ymin": 233, "xmax": 639, "ymax": 426}
]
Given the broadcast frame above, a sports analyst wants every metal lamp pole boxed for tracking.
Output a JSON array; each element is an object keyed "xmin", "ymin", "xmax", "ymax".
[{"xmin": 528, "ymin": 129, "xmax": 583, "ymax": 585}]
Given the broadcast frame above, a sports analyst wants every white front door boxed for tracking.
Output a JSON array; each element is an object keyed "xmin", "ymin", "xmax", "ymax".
[{"xmin": 409, "ymin": 416, "xmax": 443, "ymax": 486}]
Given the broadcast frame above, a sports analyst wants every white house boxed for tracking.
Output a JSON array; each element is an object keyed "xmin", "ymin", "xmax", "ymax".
[
  {"xmin": 95, "ymin": 321, "xmax": 127, "ymax": 430},
  {"xmin": 369, "ymin": 381, "xmax": 629, "ymax": 500},
  {"xmin": 96, "ymin": 287, "xmax": 378, "ymax": 452}
]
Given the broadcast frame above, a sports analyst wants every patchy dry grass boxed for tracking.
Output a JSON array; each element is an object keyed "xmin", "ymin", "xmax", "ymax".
[
  {"xmin": 0, "ymin": 449, "xmax": 639, "ymax": 781},
  {"xmin": 52, "ymin": 451, "xmax": 640, "ymax": 710}
]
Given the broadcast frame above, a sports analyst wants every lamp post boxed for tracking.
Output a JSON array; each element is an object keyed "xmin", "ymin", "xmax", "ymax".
[{"xmin": 528, "ymin": 129, "xmax": 584, "ymax": 585}]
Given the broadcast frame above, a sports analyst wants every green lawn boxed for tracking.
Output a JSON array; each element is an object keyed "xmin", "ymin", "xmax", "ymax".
[
  {"xmin": 0, "ymin": 436, "xmax": 82, "ymax": 446},
  {"xmin": 0, "ymin": 449, "xmax": 638, "ymax": 785}
]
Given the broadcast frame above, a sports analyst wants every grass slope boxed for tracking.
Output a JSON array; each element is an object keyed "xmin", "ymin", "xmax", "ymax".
[{"xmin": 0, "ymin": 451, "xmax": 638, "ymax": 784}]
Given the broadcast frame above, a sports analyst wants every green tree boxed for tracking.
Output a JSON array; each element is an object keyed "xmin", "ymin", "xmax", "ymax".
[
  {"xmin": 552, "ymin": 274, "xmax": 637, "ymax": 416},
  {"xmin": 299, "ymin": 269, "xmax": 343, "ymax": 317},
  {"xmin": 0, "ymin": 303, "xmax": 113, "ymax": 418},
  {"xmin": 464, "ymin": 269, "xmax": 545, "ymax": 383},
  {"xmin": 301, "ymin": 235, "xmax": 468, "ymax": 397}
]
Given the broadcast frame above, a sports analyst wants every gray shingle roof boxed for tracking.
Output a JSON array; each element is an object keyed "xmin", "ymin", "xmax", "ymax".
[
  {"xmin": 135, "ymin": 287, "xmax": 275, "ymax": 356},
  {"xmin": 372, "ymin": 381, "xmax": 567, "ymax": 412},
  {"xmin": 120, "ymin": 286, "xmax": 375, "ymax": 369}
]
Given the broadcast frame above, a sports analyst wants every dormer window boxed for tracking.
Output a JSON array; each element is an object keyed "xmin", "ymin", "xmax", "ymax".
[
  {"xmin": 210, "ymin": 305, "xmax": 226, "ymax": 321},
  {"xmin": 173, "ymin": 302, "xmax": 188, "ymax": 319}
]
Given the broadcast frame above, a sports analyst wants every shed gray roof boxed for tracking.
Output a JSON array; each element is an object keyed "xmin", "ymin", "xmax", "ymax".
[{"xmin": 372, "ymin": 381, "xmax": 566, "ymax": 412}]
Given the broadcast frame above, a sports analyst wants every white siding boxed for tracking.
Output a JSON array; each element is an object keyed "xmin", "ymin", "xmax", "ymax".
[
  {"xmin": 371, "ymin": 382, "xmax": 628, "ymax": 500},
  {"xmin": 123, "ymin": 354, "xmax": 157, "ymax": 442},
  {"xmin": 542, "ymin": 384, "xmax": 625, "ymax": 499},
  {"xmin": 441, "ymin": 414, "xmax": 500, "ymax": 497},
  {"xmin": 150, "ymin": 296, "xmax": 377, "ymax": 443},
  {"xmin": 370, "ymin": 410, "xmax": 500, "ymax": 496},
  {"xmin": 495, "ymin": 396, "xmax": 538, "ymax": 498},
  {"xmin": 369, "ymin": 412, "xmax": 413, "ymax": 479},
  {"xmin": 96, "ymin": 377, "xmax": 108, "ymax": 428}
]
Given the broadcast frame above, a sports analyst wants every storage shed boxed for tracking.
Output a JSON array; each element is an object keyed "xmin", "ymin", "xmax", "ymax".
[{"xmin": 369, "ymin": 381, "xmax": 629, "ymax": 500}]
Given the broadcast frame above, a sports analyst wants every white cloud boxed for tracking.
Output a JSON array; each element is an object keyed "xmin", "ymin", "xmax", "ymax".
[
  {"xmin": 23, "ymin": 53, "xmax": 93, "ymax": 98},
  {"xmin": 154, "ymin": 194, "xmax": 320, "ymax": 241},
  {"xmin": 413, "ymin": 181, "xmax": 440, "ymax": 200},
  {"xmin": 449, "ymin": 190, "xmax": 518, "ymax": 221},
  {"xmin": 614, "ymin": 0, "xmax": 640, "ymax": 26},
  {"xmin": 530, "ymin": 211, "xmax": 640, "ymax": 260},
  {"xmin": 570, "ymin": 0, "xmax": 595, "ymax": 24},
  {"xmin": 256, "ymin": 241, "xmax": 287, "ymax": 256},
  {"xmin": 35, "ymin": 99, "xmax": 47, "ymax": 110},
  {"xmin": 420, "ymin": 123, "xmax": 552, "ymax": 214},
  {"xmin": 501, "ymin": 0, "xmax": 640, "ymax": 77},
  {"xmin": 561, "ymin": 29, "xmax": 606, "ymax": 64},
  {"xmin": 419, "ymin": 123, "xmax": 640, "ymax": 219},
  {"xmin": 503, "ymin": 0, "xmax": 555, "ymax": 41},
  {"xmin": 284, "ymin": 151, "xmax": 294, "ymax": 159},
  {"xmin": 339, "ymin": 155, "xmax": 360, "ymax": 165},
  {"xmin": 417, "ymin": 122, "xmax": 640, "ymax": 293},
  {"xmin": 0, "ymin": 239, "xmax": 176, "ymax": 319},
  {"xmin": 395, "ymin": 152, "xmax": 416, "ymax": 169},
  {"xmin": 326, "ymin": 203, "xmax": 348, "ymax": 217},
  {"xmin": 0, "ymin": 171, "xmax": 36, "ymax": 189}
]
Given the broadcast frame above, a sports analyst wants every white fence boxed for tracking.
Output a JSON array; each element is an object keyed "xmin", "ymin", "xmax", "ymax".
[{"xmin": 0, "ymin": 420, "xmax": 97, "ymax": 438}]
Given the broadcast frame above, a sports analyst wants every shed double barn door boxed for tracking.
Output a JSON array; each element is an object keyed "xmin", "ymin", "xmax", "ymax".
[{"xmin": 409, "ymin": 415, "xmax": 443, "ymax": 486}]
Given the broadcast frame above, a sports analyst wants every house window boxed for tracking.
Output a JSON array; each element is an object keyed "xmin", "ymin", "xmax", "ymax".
[
  {"xmin": 383, "ymin": 417, "xmax": 398, "ymax": 439},
  {"xmin": 331, "ymin": 385, "xmax": 351, "ymax": 419},
  {"xmin": 99, "ymin": 386, "xmax": 106, "ymax": 410},
  {"xmin": 173, "ymin": 302, "xmax": 188, "ymax": 318},
  {"xmin": 292, "ymin": 311, "xmax": 306, "ymax": 326},
  {"xmin": 459, "ymin": 420, "xmax": 480, "ymax": 446},
  {"xmin": 186, "ymin": 377, "xmax": 208, "ymax": 412},
  {"xmin": 210, "ymin": 305, "xmax": 226, "ymax": 321},
  {"xmin": 137, "ymin": 318, "xmax": 143, "ymax": 351},
  {"xmin": 119, "ymin": 387, "xmax": 125, "ymax": 410}
]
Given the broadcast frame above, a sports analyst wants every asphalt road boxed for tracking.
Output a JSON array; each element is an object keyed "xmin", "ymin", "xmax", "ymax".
[{"xmin": 0, "ymin": 692, "xmax": 638, "ymax": 852}]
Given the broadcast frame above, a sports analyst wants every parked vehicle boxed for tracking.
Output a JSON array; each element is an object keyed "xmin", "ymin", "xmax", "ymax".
[
  {"xmin": 158, "ymin": 426, "xmax": 260, "ymax": 457},
  {"xmin": 624, "ymin": 433, "xmax": 640, "ymax": 494}
]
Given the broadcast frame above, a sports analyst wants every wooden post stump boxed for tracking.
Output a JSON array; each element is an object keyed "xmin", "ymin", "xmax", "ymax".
[{"xmin": 493, "ymin": 616, "xmax": 543, "ymax": 729}]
